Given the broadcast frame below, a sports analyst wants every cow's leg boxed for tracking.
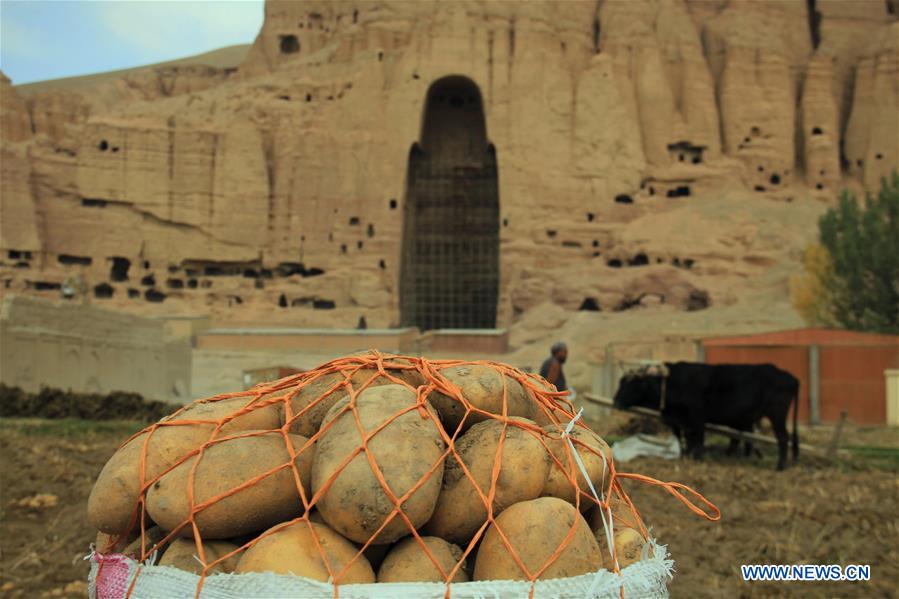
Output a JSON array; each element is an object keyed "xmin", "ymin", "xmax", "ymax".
[
  {"xmin": 684, "ymin": 426, "xmax": 705, "ymax": 461},
  {"xmin": 771, "ymin": 418, "xmax": 789, "ymax": 471},
  {"xmin": 670, "ymin": 425, "xmax": 686, "ymax": 457},
  {"xmin": 742, "ymin": 424, "xmax": 755, "ymax": 457},
  {"xmin": 743, "ymin": 440, "xmax": 755, "ymax": 457}
]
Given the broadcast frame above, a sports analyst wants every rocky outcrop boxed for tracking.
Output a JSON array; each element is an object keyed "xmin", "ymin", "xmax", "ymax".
[
  {"xmin": 0, "ymin": 0, "xmax": 896, "ymax": 334},
  {"xmin": 801, "ymin": 54, "xmax": 841, "ymax": 192},
  {"xmin": 843, "ymin": 22, "xmax": 899, "ymax": 190},
  {"xmin": 1, "ymin": 72, "xmax": 32, "ymax": 142}
]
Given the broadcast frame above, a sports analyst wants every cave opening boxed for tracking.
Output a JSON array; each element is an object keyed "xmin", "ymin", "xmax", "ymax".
[
  {"xmin": 400, "ymin": 76, "xmax": 499, "ymax": 331},
  {"xmin": 109, "ymin": 257, "xmax": 130, "ymax": 282},
  {"xmin": 94, "ymin": 283, "xmax": 114, "ymax": 299},
  {"xmin": 579, "ymin": 297, "xmax": 601, "ymax": 311},
  {"xmin": 280, "ymin": 35, "xmax": 300, "ymax": 54}
]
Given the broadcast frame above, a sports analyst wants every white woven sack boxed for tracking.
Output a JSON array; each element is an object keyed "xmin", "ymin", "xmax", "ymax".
[{"xmin": 88, "ymin": 540, "xmax": 672, "ymax": 599}]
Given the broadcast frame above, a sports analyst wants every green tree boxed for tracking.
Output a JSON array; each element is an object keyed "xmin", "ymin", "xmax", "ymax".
[{"xmin": 808, "ymin": 171, "xmax": 899, "ymax": 334}]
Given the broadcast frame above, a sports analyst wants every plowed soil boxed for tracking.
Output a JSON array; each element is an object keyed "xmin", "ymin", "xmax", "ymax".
[{"xmin": 0, "ymin": 417, "xmax": 896, "ymax": 598}]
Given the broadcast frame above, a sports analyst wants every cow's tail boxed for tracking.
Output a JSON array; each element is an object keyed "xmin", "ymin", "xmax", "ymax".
[{"xmin": 791, "ymin": 383, "xmax": 799, "ymax": 462}]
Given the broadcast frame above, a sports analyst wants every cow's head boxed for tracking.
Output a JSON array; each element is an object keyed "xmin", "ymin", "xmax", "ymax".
[{"xmin": 613, "ymin": 366, "xmax": 665, "ymax": 410}]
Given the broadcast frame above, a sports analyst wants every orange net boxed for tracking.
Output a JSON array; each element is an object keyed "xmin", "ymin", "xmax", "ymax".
[{"xmin": 89, "ymin": 351, "xmax": 719, "ymax": 597}]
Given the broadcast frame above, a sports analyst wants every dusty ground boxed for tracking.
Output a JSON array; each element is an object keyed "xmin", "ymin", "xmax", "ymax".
[
  {"xmin": 0, "ymin": 419, "xmax": 143, "ymax": 598},
  {"xmin": 0, "ymin": 417, "xmax": 896, "ymax": 598}
]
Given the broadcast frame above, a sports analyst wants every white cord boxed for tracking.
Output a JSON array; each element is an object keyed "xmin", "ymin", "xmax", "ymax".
[{"xmin": 560, "ymin": 408, "xmax": 620, "ymax": 595}]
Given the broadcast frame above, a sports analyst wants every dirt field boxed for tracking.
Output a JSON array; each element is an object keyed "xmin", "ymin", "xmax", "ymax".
[{"xmin": 0, "ymin": 417, "xmax": 896, "ymax": 598}]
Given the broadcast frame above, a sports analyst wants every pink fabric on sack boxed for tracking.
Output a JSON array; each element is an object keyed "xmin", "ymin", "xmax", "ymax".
[{"xmin": 93, "ymin": 553, "xmax": 133, "ymax": 599}]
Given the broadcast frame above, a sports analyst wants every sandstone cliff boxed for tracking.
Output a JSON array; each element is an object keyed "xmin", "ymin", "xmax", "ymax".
[{"xmin": 0, "ymin": 0, "xmax": 896, "ymax": 358}]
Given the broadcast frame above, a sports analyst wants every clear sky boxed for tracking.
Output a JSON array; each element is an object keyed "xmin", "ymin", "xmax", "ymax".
[{"xmin": 0, "ymin": 0, "xmax": 264, "ymax": 85}]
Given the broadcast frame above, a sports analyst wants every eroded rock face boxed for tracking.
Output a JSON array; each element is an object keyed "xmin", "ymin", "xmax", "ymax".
[{"xmin": 0, "ymin": 1, "xmax": 896, "ymax": 331}]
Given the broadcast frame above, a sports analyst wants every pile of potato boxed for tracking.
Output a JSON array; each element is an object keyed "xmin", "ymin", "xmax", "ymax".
[{"xmin": 89, "ymin": 355, "xmax": 651, "ymax": 585}]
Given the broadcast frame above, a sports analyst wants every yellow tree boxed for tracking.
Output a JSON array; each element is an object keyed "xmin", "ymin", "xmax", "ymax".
[{"xmin": 790, "ymin": 244, "xmax": 836, "ymax": 327}]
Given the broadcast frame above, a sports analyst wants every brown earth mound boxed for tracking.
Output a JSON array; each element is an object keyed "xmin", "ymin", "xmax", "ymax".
[{"xmin": 0, "ymin": 385, "xmax": 179, "ymax": 422}]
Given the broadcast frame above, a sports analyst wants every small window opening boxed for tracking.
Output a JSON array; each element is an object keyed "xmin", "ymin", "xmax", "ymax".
[
  {"xmin": 145, "ymin": 289, "xmax": 166, "ymax": 303},
  {"xmin": 629, "ymin": 253, "xmax": 649, "ymax": 266},
  {"xmin": 579, "ymin": 297, "xmax": 601, "ymax": 311},
  {"xmin": 109, "ymin": 257, "xmax": 130, "ymax": 282},
  {"xmin": 58, "ymin": 254, "xmax": 92, "ymax": 266},
  {"xmin": 280, "ymin": 35, "xmax": 300, "ymax": 54},
  {"xmin": 94, "ymin": 283, "xmax": 114, "ymax": 299},
  {"xmin": 313, "ymin": 299, "xmax": 336, "ymax": 310}
]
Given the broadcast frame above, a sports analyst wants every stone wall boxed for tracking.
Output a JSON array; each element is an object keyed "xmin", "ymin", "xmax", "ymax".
[
  {"xmin": 0, "ymin": 0, "xmax": 896, "ymax": 335},
  {"xmin": 0, "ymin": 294, "xmax": 191, "ymax": 402}
]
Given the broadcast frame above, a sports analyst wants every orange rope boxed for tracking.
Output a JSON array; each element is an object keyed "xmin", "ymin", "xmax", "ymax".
[{"xmin": 112, "ymin": 351, "xmax": 718, "ymax": 595}]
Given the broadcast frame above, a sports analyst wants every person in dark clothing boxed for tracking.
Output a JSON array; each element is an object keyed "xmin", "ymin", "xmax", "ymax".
[{"xmin": 539, "ymin": 341, "xmax": 568, "ymax": 392}]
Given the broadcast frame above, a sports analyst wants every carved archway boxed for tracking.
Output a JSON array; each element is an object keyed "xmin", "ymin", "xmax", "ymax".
[{"xmin": 400, "ymin": 76, "xmax": 499, "ymax": 331}]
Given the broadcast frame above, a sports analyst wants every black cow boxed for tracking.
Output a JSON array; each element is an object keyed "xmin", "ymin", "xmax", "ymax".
[{"xmin": 614, "ymin": 362, "xmax": 799, "ymax": 470}]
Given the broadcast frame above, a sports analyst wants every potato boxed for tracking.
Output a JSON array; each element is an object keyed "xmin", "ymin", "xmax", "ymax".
[
  {"xmin": 307, "ymin": 510, "xmax": 390, "ymax": 570},
  {"xmin": 589, "ymin": 496, "xmax": 650, "ymax": 570},
  {"xmin": 88, "ymin": 397, "xmax": 281, "ymax": 535},
  {"xmin": 601, "ymin": 527, "xmax": 647, "ymax": 570},
  {"xmin": 146, "ymin": 432, "xmax": 314, "ymax": 539},
  {"xmin": 120, "ymin": 526, "xmax": 167, "ymax": 560},
  {"xmin": 588, "ymin": 495, "xmax": 641, "ymax": 535},
  {"xmin": 95, "ymin": 529, "xmax": 137, "ymax": 554},
  {"xmin": 473, "ymin": 497, "xmax": 601, "ymax": 581},
  {"xmin": 424, "ymin": 418, "xmax": 551, "ymax": 545},
  {"xmin": 361, "ymin": 542, "xmax": 391, "ymax": 572},
  {"xmin": 158, "ymin": 538, "xmax": 240, "ymax": 574},
  {"xmin": 541, "ymin": 424, "xmax": 613, "ymax": 510},
  {"xmin": 378, "ymin": 536, "xmax": 468, "ymax": 583},
  {"xmin": 166, "ymin": 396, "xmax": 282, "ymax": 434},
  {"xmin": 284, "ymin": 361, "xmax": 424, "ymax": 437},
  {"xmin": 88, "ymin": 425, "xmax": 214, "ymax": 534},
  {"xmin": 312, "ymin": 384, "xmax": 445, "ymax": 544},
  {"xmin": 427, "ymin": 365, "xmax": 535, "ymax": 433},
  {"xmin": 235, "ymin": 521, "xmax": 375, "ymax": 583}
]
